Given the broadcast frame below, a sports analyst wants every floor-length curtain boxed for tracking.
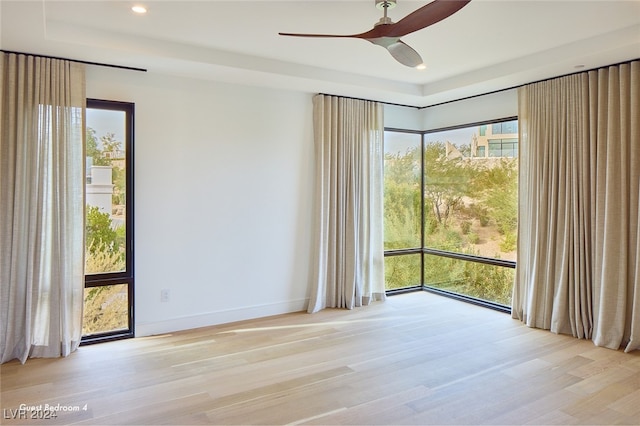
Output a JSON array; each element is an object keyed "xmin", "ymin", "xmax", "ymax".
[
  {"xmin": 308, "ymin": 94, "xmax": 386, "ymax": 313},
  {"xmin": 513, "ymin": 60, "xmax": 639, "ymax": 352},
  {"xmin": 1, "ymin": 53, "xmax": 86, "ymax": 363}
]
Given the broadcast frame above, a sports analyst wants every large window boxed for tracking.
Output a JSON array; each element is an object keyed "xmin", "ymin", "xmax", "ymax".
[
  {"xmin": 82, "ymin": 99, "xmax": 134, "ymax": 343},
  {"xmin": 383, "ymin": 131, "xmax": 422, "ymax": 290},
  {"xmin": 384, "ymin": 118, "xmax": 518, "ymax": 309}
]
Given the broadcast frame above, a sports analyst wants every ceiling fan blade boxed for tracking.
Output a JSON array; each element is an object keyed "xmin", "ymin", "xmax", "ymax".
[
  {"xmin": 279, "ymin": 1, "xmax": 470, "ymax": 68},
  {"xmin": 387, "ymin": 40, "xmax": 424, "ymax": 68},
  {"xmin": 278, "ymin": 32, "xmax": 366, "ymax": 39},
  {"xmin": 385, "ymin": 0, "xmax": 472, "ymax": 38},
  {"xmin": 279, "ymin": 1, "xmax": 473, "ymax": 41}
]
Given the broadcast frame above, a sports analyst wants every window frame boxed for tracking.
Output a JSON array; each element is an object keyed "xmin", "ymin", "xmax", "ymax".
[
  {"xmin": 384, "ymin": 117, "xmax": 518, "ymax": 312},
  {"xmin": 81, "ymin": 98, "xmax": 135, "ymax": 345}
]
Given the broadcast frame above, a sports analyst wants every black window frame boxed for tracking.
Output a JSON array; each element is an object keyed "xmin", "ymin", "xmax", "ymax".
[
  {"xmin": 81, "ymin": 98, "xmax": 135, "ymax": 345},
  {"xmin": 384, "ymin": 117, "xmax": 518, "ymax": 313}
]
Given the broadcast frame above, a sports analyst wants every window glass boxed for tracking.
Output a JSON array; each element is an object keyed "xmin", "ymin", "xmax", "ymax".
[
  {"xmin": 424, "ymin": 255, "xmax": 514, "ymax": 306},
  {"xmin": 491, "ymin": 121, "xmax": 519, "ymax": 135},
  {"xmin": 424, "ymin": 123, "xmax": 517, "ymax": 261},
  {"xmin": 83, "ymin": 100, "xmax": 134, "ymax": 342},
  {"xmin": 383, "ymin": 119, "xmax": 518, "ymax": 306},
  {"xmin": 383, "ymin": 131, "xmax": 422, "ymax": 250},
  {"xmin": 488, "ymin": 141, "xmax": 503, "ymax": 157},
  {"xmin": 83, "ymin": 284, "xmax": 129, "ymax": 336},
  {"xmin": 502, "ymin": 120, "xmax": 518, "ymax": 134},
  {"xmin": 385, "ymin": 254, "xmax": 421, "ymax": 290},
  {"xmin": 86, "ymin": 108, "xmax": 127, "ymax": 274}
]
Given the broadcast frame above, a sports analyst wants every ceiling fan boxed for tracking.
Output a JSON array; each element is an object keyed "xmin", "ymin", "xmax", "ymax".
[{"xmin": 279, "ymin": 0, "xmax": 471, "ymax": 69}]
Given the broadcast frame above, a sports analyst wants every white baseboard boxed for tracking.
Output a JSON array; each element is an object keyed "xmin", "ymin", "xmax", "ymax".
[{"xmin": 135, "ymin": 298, "xmax": 309, "ymax": 337}]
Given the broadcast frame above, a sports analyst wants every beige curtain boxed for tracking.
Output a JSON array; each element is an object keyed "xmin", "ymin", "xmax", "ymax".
[
  {"xmin": 1, "ymin": 53, "xmax": 86, "ymax": 363},
  {"xmin": 308, "ymin": 94, "xmax": 386, "ymax": 313},
  {"xmin": 514, "ymin": 60, "xmax": 640, "ymax": 352}
]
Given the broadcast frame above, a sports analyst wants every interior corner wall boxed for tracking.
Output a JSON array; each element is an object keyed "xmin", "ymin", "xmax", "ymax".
[
  {"xmin": 86, "ymin": 67, "xmax": 315, "ymax": 336},
  {"xmin": 384, "ymin": 89, "xmax": 518, "ymax": 132},
  {"xmin": 384, "ymin": 104, "xmax": 423, "ymax": 130},
  {"xmin": 421, "ymin": 89, "xmax": 518, "ymax": 130}
]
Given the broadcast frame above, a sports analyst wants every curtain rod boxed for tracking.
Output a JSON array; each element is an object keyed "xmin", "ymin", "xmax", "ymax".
[
  {"xmin": 0, "ymin": 49, "xmax": 147, "ymax": 72},
  {"xmin": 324, "ymin": 57, "xmax": 639, "ymax": 110},
  {"xmin": 421, "ymin": 57, "xmax": 639, "ymax": 109},
  {"xmin": 4, "ymin": 50, "xmax": 635, "ymax": 103},
  {"xmin": 318, "ymin": 93, "xmax": 421, "ymax": 109}
]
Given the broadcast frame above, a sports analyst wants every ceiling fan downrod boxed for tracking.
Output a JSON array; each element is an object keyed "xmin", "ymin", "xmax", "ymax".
[{"xmin": 375, "ymin": 0, "xmax": 397, "ymax": 26}]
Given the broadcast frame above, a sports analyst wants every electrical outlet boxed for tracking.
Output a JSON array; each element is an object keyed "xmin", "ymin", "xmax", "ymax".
[{"xmin": 160, "ymin": 289, "xmax": 170, "ymax": 303}]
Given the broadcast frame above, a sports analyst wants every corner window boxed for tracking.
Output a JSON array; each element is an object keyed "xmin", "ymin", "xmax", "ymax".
[{"xmin": 383, "ymin": 118, "xmax": 518, "ymax": 309}]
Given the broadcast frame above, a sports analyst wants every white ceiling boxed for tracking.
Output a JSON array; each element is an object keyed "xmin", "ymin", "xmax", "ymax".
[{"xmin": 2, "ymin": 0, "xmax": 639, "ymax": 106}]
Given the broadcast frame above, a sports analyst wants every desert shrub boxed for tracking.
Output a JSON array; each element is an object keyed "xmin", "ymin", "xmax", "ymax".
[
  {"xmin": 385, "ymin": 255, "xmax": 421, "ymax": 289},
  {"xmin": 460, "ymin": 220, "xmax": 472, "ymax": 235},
  {"xmin": 85, "ymin": 241, "xmax": 125, "ymax": 274},
  {"xmin": 83, "ymin": 285, "xmax": 128, "ymax": 335},
  {"xmin": 462, "ymin": 261, "xmax": 514, "ymax": 306},
  {"xmin": 500, "ymin": 231, "xmax": 517, "ymax": 252}
]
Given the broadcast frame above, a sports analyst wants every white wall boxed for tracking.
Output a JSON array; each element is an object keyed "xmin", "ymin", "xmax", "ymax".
[
  {"xmin": 421, "ymin": 89, "xmax": 518, "ymax": 130},
  {"xmin": 384, "ymin": 89, "xmax": 518, "ymax": 132},
  {"xmin": 87, "ymin": 67, "xmax": 315, "ymax": 336},
  {"xmin": 384, "ymin": 104, "xmax": 423, "ymax": 131}
]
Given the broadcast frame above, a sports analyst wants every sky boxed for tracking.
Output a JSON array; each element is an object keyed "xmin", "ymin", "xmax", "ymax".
[{"xmin": 86, "ymin": 108, "xmax": 126, "ymax": 148}]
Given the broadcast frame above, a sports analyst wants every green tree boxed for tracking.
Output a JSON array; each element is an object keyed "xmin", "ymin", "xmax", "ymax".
[
  {"xmin": 423, "ymin": 250, "xmax": 514, "ymax": 306},
  {"xmin": 423, "ymin": 142, "xmax": 478, "ymax": 228},
  {"xmin": 86, "ymin": 129, "xmax": 124, "ymax": 167},
  {"xmin": 101, "ymin": 132, "xmax": 122, "ymax": 156},
  {"xmin": 462, "ymin": 260, "xmax": 514, "ymax": 305},
  {"xmin": 385, "ymin": 255, "xmax": 421, "ymax": 290},
  {"xmin": 383, "ymin": 134, "xmax": 518, "ymax": 298},
  {"xmin": 85, "ymin": 206, "xmax": 125, "ymax": 275},
  {"xmin": 474, "ymin": 158, "xmax": 518, "ymax": 250},
  {"xmin": 85, "ymin": 242, "xmax": 126, "ymax": 274},
  {"xmin": 86, "ymin": 127, "xmax": 109, "ymax": 166},
  {"xmin": 86, "ymin": 206, "xmax": 119, "ymax": 253},
  {"xmin": 383, "ymin": 147, "xmax": 421, "ymax": 250},
  {"xmin": 86, "ymin": 127, "xmax": 100, "ymax": 159},
  {"xmin": 111, "ymin": 166, "xmax": 126, "ymax": 205}
]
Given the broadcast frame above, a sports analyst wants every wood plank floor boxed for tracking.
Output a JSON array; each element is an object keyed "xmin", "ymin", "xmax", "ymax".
[{"xmin": 2, "ymin": 292, "xmax": 639, "ymax": 425}]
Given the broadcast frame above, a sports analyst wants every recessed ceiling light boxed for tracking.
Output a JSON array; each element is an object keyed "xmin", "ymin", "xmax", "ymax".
[
  {"xmin": 416, "ymin": 63, "xmax": 427, "ymax": 70},
  {"xmin": 131, "ymin": 5, "xmax": 147, "ymax": 14}
]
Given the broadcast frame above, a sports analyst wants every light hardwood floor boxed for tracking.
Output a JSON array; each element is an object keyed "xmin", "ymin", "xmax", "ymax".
[{"xmin": 1, "ymin": 291, "xmax": 639, "ymax": 425}]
